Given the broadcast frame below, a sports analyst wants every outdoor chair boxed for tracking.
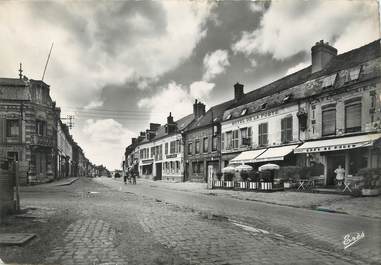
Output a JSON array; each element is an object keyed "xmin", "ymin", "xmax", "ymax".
[
  {"xmin": 311, "ymin": 175, "xmax": 325, "ymax": 187},
  {"xmin": 343, "ymin": 175, "xmax": 363, "ymax": 192}
]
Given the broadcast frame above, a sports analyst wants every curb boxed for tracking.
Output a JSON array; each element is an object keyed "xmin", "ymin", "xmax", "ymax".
[{"xmin": 56, "ymin": 178, "xmax": 79, "ymax": 186}]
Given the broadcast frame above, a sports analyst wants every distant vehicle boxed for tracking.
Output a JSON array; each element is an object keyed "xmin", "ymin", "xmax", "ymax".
[{"xmin": 114, "ymin": 172, "xmax": 121, "ymax": 178}]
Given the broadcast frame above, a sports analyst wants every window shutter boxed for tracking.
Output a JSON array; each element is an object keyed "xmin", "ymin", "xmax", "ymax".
[
  {"xmin": 281, "ymin": 118, "xmax": 285, "ymax": 143},
  {"xmin": 345, "ymin": 104, "xmax": 361, "ymax": 131},
  {"xmin": 322, "ymin": 109, "xmax": 336, "ymax": 136}
]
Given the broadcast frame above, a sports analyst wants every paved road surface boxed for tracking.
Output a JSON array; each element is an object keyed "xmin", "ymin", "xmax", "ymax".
[{"xmin": 0, "ymin": 177, "xmax": 378, "ymax": 265}]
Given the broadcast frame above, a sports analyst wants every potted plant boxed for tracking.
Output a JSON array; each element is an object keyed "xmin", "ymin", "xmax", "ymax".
[
  {"xmin": 239, "ymin": 171, "xmax": 250, "ymax": 189},
  {"xmin": 359, "ymin": 168, "xmax": 381, "ymax": 196},
  {"xmin": 224, "ymin": 172, "xmax": 234, "ymax": 188},
  {"xmin": 279, "ymin": 166, "xmax": 301, "ymax": 189},
  {"xmin": 249, "ymin": 171, "xmax": 260, "ymax": 190},
  {"xmin": 215, "ymin": 172, "xmax": 223, "ymax": 188}
]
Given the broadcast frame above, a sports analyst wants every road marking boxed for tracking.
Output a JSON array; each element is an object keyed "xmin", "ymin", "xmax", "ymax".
[{"xmin": 229, "ymin": 219, "xmax": 284, "ymax": 238}]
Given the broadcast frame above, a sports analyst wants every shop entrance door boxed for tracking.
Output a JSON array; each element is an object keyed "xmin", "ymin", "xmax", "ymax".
[
  {"xmin": 326, "ymin": 154, "xmax": 345, "ymax": 186},
  {"xmin": 155, "ymin": 163, "xmax": 162, "ymax": 180}
]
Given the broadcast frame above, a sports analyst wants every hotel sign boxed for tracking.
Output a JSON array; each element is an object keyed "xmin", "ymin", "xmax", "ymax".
[{"xmin": 232, "ymin": 109, "xmax": 279, "ymax": 126}]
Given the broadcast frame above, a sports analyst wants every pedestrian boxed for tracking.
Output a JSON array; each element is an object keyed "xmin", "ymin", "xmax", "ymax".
[
  {"xmin": 132, "ymin": 170, "xmax": 137, "ymax": 185},
  {"xmin": 334, "ymin": 165, "xmax": 345, "ymax": 187},
  {"xmin": 123, "ymin": 171, "xmax": 128, "ymax": 184}
]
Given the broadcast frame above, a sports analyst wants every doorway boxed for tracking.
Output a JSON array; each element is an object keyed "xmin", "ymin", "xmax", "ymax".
[
  {"xmin": 155, "ymin": 163, "xmax": 162, "ymax": 180},
  {"xmin": 326, "ymin": 154, "xmax": 345, "ymax": 186}
]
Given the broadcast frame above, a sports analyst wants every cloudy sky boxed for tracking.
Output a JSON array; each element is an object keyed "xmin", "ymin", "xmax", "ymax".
[{"xmin": 0, "ymin": 0, "xmax": 379, "ymax": 170}]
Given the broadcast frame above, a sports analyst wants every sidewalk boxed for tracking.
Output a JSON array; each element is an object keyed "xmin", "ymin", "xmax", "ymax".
[
  {"xmin": 21, "ymin": 177, "xmax": 79, "ymax": 190},
  {"xmin": 119, "ymin": 178, "xmax": 381, "ymax": 219}
]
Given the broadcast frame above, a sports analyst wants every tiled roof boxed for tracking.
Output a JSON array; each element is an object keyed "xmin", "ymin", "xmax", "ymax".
[
  {"xmin": 140, "ymin": 113, "xmax": 195, "ymax": 143},
  {"xmin": 186, "ymin": 100, "xmax": 234, "ymax": 131},
  {"xmin": 228, "ymin": 39, "xmax": 381, "ymax": 109}
]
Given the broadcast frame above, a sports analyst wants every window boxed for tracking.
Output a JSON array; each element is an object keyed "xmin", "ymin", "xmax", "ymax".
[
  {"xmin": 176, "ymin": 161, "xmax": 180, "ymax": 173},
  {"xmin": 203, "ymin": 137, "xmax": 209, "ymax": 153},
  {"xmin": 322, "ymin": 108, "xmax": 336, "ymax": 136},
  {"xmin": 170, "ymin": 141, "xmax": 176, "ymax": 154},
  {"xmin": 281, "ymin": 116, "xmax": 293, "ymax": 143},
  {"xmin": 176, "ymin": 140, "xmax": 181, "ymax": 153},
  {"xmin": 36, "ymin": 120, "xmax": 45, "ymax": 136},
  {"xmin": 165, "ymin": 143, "xmax": 168, "ymax": 154},
  {"xmin": 151, "ymin": 147, "xmax": 155, "ymax": 158},
  {"xmin": 226, "ymin": 131, "xmax": 232, "ymax": 150},
  {"xmin": 240, "ymin": 127, "xmax": 251, "ymax": 146},
  {"xmin": 345, "ymin": 102, "xmax": 361, "ymax": 133},
  {"xmin": 212, "ymin": 136, "xmax": 217, "ymax": 151},
  {"xmin": 195, "ymin": 139, "xmax": 200, "ymax": 154},
  {"xmin": 232, "ymin": 130, "xmax": 239, "ymax": 149},
  {"xmin": 7, "ymin": 152, "xmax": 18, "ymax": 162},
  {"xmin": 188, "ymin": 142, "xmax": 193, "ymax": 155},
  {"xmin": 6, "ymin": 119, "xmax": 19, "ymax": 137},
  {"xmin": 221, "ymin": 133, "xmax": 225, "ymax": 150},
  {"xmin": 258, "ymin": 123, "xmax": 268, "ymax": 146},
  {"xmin": 225, "ymin": 114, "xmax": 231, "ymax": 120},
  {"xmin": 241, "ymin": 108, "xmax": 247, "ymax": 116},
  {"xmin": 261, "ymin": 103, "xmax": 267, "ymax": 110},
  {"xmin": 322, "ymin": 73, "xmax": 337, "ymax": 88}
]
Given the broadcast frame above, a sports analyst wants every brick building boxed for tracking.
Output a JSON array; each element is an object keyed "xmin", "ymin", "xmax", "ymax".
[{"xmin": 184, "ymin": 100, "xmax": 233, "ymax": 182}]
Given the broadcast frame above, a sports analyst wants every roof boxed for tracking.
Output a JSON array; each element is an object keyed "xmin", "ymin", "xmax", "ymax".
[
  {"xmin": 223, "ymin": 39, "xmax": 381, "ymax": 121},
  {"xmin": 0, "ymin": 78, "xmax": 27, "ymax": 87},
  {"xmin": 229, "ymin": 39, "xmax": 381, "ymax": 109},
  {"xmin": 139, "ymin": 113, "xmax": 195, "ymax": 144},
  {"xmin": 186, "ymin": 100, "xmax": 234, "ymax": 131}
]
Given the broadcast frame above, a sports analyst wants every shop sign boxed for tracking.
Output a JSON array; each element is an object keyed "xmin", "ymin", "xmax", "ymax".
[
  {"xmin": 232, "ymin": 109, "xmax": 279, "ymax": 126},
  {"xmin": 166, "ymin": 154, "xmax": 177, "ymax": 159}
]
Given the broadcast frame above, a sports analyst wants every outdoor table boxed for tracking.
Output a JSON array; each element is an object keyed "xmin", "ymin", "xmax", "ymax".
[{"xmin": 297, "ymin": 179, "xmax": 313, "ymax": 190}]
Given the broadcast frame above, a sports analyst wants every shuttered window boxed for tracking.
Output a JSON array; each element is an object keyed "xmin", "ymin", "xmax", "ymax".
[
  {"xmin": 232, "ymin": 130, "xmax": 239, "ymax": 149},
  {"xmin": 345, "ymin": 103, "xmax": 361, "ymax": 133},
  {"xmin": 281, "ymin": 117, "xmax": 293, "ymax": 143},
  {"xmin": 258, "ymin": 123, "xmax": 268, "ymax": 147},
  {"xmin": 322, "ymin": 109, "xmax": 336, "ymax": 136},
  {"xmin": 6, "ymin": 119, "xmax": 19, "ymax": 137},
  {"xmin": 203, "ymin": 137, "xmax": 209, "ymax": 153},
  {"xmin": 226, "ymin": 131, "xmax": 232, "ymax": 150}
]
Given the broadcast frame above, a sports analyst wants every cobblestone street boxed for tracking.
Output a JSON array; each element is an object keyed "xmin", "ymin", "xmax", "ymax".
[{"xmin": 0, "ymin": 178, "xmax": 379, "ymax": 265}]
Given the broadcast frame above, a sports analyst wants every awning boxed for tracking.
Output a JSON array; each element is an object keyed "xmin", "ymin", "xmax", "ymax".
[
  {"xmin": 294, "ymin": 133, "xmax": 381, "ymax": 153},
  {"xmin": 255, "ymin": 145, "xmax": 299, "ymax": 162},
  {"xmin": 230, "ymin": 149, "xmax": 266, "ymax": 164}
]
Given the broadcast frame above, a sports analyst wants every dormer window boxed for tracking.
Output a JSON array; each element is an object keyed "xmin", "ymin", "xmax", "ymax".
[
  {"xmin": 225, "ymin": 114, "xmax": 232, "ymax": 120},
  {"xmin": 241, "ymin": 108, "xmax": 247, "ymax": 116},
  {"xmin": 213, "ymin": 117, "xmax": 218, "ymax": 122},
  {"xmin": 283, "ymin": 94, "xmax": 292, "ymax": 103},
  {"xmin": 322, "ymin": 73, "xmax": 337, "ymax": 88},
  {"xmin": 261, "ymin": 103, "xmax": 267, "ymax": 110}
]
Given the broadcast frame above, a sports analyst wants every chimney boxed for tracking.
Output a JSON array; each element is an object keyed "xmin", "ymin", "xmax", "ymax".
[
  {"xmin": 149, "ymin": 123, "xmax": 161, "ymax": 131},
  {"xmin": 311, "ymin": 40, "xmax": 337, "ymax": 73},
  {"xmin": 131, "ymin": 138, "xmax": 137, "ymax": 146},
  {"xmin": 193, "ymin": 99, "xmax": 206, "ymax": 118},
  {"xmin": 167, "ymin": 112, "xmax": 174, "ymax": 125},
  {"xmin": 234, "ymin": 82, "xmax": 244, "ymax": 101},
  {"xmin": 166, "ymin": 112, "xmax": 176, "ymax": 134}
]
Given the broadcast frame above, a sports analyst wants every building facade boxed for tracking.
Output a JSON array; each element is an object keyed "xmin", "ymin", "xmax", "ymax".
[
  {"xmin": 184, "ymin": 100, "xmax": 232, "ymax": 182},
  {"xmin": 0, "ymin": 77, "xmax": 57, "ymax": 184},
  {"xmin": 295, "ymin": 40, "xmax": 381, "ymax": 185},
  {"xmin": 56, "ymin": 116, "xmax": 73, "ymax": 179}
]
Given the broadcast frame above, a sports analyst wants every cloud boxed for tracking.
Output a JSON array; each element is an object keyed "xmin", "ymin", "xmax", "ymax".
[
  {"xmin": 138, "ymin": 82, "xmax": 193, "ymax": 124},
  {"xmin": 77, "ymin": 118, "xmax": 135, "ymax": 169},
  {"xmin": 84, "ymin": 100, "xmax": 104, "ymax": 110},
  {"xmin": 190, "ymin": 81, "xmax": 215, "ymax": 100},
  {"xmin": 250, "ymin": 1, "xmax": 265, "ymax": 13},
  {"xmin": 203, "ymin": 49, "xmax": 230, "ymax": 81},
  {"xmin": 232, "ymin": 0, "xmax": 380, "ymax": 60},
  {"xmin": 285, "ymin": 62, "xmax": 310, "ymax": 76},
  {"xmin": 0, "ymin": 1, "xmax": 214, "ymax": 110}
]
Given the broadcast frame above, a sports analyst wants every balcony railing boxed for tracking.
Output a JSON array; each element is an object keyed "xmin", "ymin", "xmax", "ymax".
[{"xmin": 30, "ymin": 135, "xmax": 53, "ymax": 147}]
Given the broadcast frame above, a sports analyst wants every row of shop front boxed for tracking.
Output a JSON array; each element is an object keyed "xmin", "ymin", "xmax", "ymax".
[{"xmin": 222, "ymin": 133, "xmax": 381, "ymax": 186}]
